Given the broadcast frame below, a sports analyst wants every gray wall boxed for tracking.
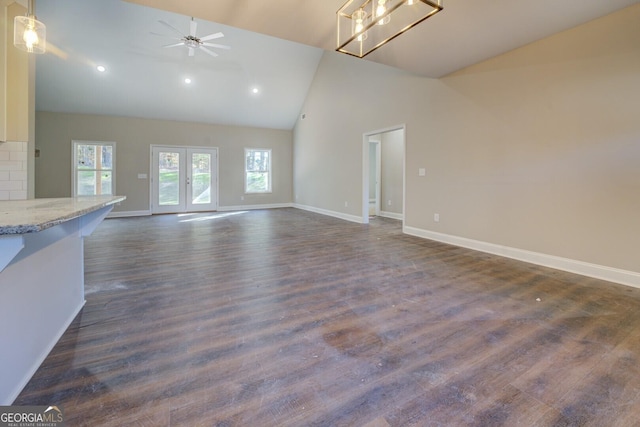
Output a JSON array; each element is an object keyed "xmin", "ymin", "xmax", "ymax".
[
  {"xmin": 294, "ymin": 4, "xmax": 640, "ymax": 274},
  {"xmin": 35, "ymin": 112, "xmax": 293, "ymax": 213}
]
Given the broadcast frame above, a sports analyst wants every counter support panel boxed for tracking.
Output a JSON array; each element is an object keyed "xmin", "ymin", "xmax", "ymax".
[{"xmin": 0, "ymin": 197, "xmax": 123, "ymax": 404}]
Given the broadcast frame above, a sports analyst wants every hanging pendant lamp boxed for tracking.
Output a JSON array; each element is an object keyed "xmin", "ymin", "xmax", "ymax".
[
  {"xmin": 14, "ymin": 0, "xmax": 46, "ymax": 54},
  {"xmin": 337, "ymin": 0, "xmax": 442, "ymax": 58}
]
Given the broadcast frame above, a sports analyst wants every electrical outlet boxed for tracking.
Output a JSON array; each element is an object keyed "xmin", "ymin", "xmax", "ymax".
[
  {"xmin": 434, "ymin": 213, "xmax": 440, "ymax": 222},
  {"xmin": 419, "ymin": 168, "xmax": 426, "ymax": 176},
  {"xmin": 388, "ymin": 200, "xmax": 392, "ymax": 206},
  {"xmin": 344, "ymin": 201, "xmax": 348, "ymax": 207}
]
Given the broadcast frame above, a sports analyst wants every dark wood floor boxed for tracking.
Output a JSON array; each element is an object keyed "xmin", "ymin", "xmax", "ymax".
[{"xmin": 15, "ymin": 208, "xmax": 640, "ymax": 426}]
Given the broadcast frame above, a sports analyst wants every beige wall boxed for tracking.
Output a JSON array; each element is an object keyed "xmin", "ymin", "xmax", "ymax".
[
  {"xmin": 380, "ymin": 129, "xmax": 403, "ymax": 215},
  {"xmin": 1, "ymin": 1, "xmax": 34, "ymax": 200},
  {"xmin": 4, "ymin": 2, "xmax": 28, "ymax": 143},
  {"xmin": 35, "ymin": 112, "xmax": 293, "ymax": 212},
  {"xmin": 294, "ymin": 54, "xmax": 414, "ymax": 215},
  {"xmin": 294, "ymin": 5, "xmax": 640, "ymax": 273}
]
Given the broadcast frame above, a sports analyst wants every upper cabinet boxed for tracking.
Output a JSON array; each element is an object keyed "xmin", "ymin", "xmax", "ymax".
[{"xmin": 1, "ymin": 1, "xmax": 30, "ymax": 143}]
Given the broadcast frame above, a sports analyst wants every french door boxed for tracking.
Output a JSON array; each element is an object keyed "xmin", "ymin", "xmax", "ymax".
[{"xmin": 151, "ymin": 146, "xmax": 218, "ymax": 214}]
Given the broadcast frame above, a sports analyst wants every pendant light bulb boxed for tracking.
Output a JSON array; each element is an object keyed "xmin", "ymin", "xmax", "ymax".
[
  {"xmin": 23, "ymin": 21, "xmax": 39, "ymax": 50},
  {"xmin": 352, "ymin": 8, "xmax": 368, "ymax": 42},
  {"xmin": 376, "ymin": 0, "xmax": 390, "ymax": 25}
]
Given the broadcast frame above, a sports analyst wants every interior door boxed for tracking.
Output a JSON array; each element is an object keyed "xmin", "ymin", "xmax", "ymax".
[{"xmin": 152, "ymin": 146, "xmax": 218, "ymax": 214}]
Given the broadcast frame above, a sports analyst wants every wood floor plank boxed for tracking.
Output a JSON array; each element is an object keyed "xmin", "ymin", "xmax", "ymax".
[{"xmin": 14, "ymin": 208, "xmax": 640, "ymax": 426}]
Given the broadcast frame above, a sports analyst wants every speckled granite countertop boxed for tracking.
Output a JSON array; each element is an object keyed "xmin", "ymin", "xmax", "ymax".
[{"xmin": 0, "ymin": 196, "xmax": 126, "ymax": 235}]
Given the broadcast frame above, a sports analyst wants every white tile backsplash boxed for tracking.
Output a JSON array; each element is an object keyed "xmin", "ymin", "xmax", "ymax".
[
  {"xmin": 0, "ymin": 181, "xmax": 22, "ymax": 191},
  {"xmin": 10, "ymin": 190, "xmax": 27, "ymax": 200},
  {"xmin": 10, "ymin": 151, "xmax": 27, "ymax": 161},
  {"xmin": 0, "ymin": 141, "xmax": 27, "ymax": 200},
  {"xmin": 10, "ymin": 171, "xmax": 27, "ymax": 181},
  {"xmin": 0, "ymin": 141, "xmax": 24, "ymax": 152},
  {"xmin": 0, "ymin": 161, "xmax": 23, "ymax": 170}
]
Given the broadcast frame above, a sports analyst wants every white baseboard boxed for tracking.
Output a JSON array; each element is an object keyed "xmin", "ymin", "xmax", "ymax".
[
  {"xmin": 379, "ymin": 211, "xmax": 404, "ymax": 221},
  {"xmin": 403, "ymin": 226, "xmax": 640, "ymax": 289},
  {"xmin": 107, "ymin": 205, "xmax": 293, "ymax": 217},
  {"xmin": 218, "ymin": 203, "xmax": 293, "ymax": 212},
  {"xmin": 294, "ymin": 204, "xmax": 364, "ymax": 224},
  {"xmin": 108, "ymin": 210, "xmax": 151, "ymax": 218}
]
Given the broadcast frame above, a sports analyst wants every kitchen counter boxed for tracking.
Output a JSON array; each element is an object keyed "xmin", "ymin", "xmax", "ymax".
[
  {"xmin": 0, "ymin": 195, "xmax": 125, "ymax": 235},
  {"xmin": 0, "ymin": 195, "xmax": 125, "ymax": 404}
]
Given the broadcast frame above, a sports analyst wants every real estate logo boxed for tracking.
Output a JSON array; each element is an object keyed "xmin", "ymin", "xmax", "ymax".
[{"xmin": 0, "ymin": 406, "xmax": 64, "ymax": 427}]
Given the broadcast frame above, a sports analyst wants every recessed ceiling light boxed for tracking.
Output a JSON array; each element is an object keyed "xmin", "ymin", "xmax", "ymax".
[
  {"xmin": 251, "ymin": 87, "xmax": 259, "ymax": 94},
  {"xmin": 185, "ymin": 78, "xmax": 192, "ymax": 84},
  {"xmin": 96, "ymin": 65, "xmax": 106, "ymax": 72}
]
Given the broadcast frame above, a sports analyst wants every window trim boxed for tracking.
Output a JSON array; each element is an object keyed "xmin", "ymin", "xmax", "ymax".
[
  {"xmin": 72, "ymin": 140, "xmax": 116, "ymax": 196},
  {"xmin": 244, "ymin": 148, "xmax": 272, "ymax": 194}
]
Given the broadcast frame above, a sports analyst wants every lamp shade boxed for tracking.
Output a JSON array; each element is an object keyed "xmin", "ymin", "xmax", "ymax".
[{"xmin": 14, "ymin": 15, "xmax": 46, "ymax": 54}]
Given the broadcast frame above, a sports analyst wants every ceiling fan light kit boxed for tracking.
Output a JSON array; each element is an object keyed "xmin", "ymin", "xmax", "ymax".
[
  {"xmin": 336, "ymin": 0, "xmax": 443, "ymax": 58},
  {"xmin": 158, "ymin": 17, "xmax": 230, "ymax": 58},
  {"xmin": 14, "ymin": 0, "xmax": 46, "ymax": 54}
]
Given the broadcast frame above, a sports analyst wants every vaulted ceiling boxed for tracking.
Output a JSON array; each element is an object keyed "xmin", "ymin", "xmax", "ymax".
[
  {"xmin": 35, "ymin": 0, "xmax": 639, "ymax": 130},
  {"xmin": 125, "ymin": 0, "xmax": 640, "ymax": 77}
]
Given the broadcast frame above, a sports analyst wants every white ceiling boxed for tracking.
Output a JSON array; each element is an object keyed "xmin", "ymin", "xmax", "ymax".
[
  {"xmin": 35, "ymin": 0, "xmax": 324, "ymax": 130},
  {"xmin": 35, "ymin": 0, "xmax": 639, "ymax": 130}
]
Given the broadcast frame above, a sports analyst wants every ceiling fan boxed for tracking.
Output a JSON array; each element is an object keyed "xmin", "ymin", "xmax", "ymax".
[{"xmin": 155, "ymin": 17, "xmax": 230, "ymax": 58}]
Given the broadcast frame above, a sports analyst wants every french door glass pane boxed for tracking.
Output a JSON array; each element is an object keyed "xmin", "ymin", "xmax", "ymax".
[
  {"xmin": 159, "ymin": 152, "xmax": 180, "ymax": 206},
  {"xmin": 191, "ymin": 153, "xmax": 211, "ymax": 204}
]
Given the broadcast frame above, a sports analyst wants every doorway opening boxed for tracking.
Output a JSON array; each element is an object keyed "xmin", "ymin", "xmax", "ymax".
[
  {"xmin": 151, "ymin": 145, "xmax": 219, "ymax": 214},
  {"xmin": 362, "ymin": 125, "xmax": 405, "ymax": 225}
]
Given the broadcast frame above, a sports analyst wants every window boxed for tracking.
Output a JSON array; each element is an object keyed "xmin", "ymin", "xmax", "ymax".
[
  {"xmin": 245, "ymin": 148, "xmax": 271, "ymax": 193},
  {"xmin": 73, "ymin": 141, "xmax": 115, "ymax": 196}
]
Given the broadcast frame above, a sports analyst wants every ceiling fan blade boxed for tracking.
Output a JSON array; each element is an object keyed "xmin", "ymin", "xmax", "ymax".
[
  {"xmin": 158, "ymin": 20, "xmax": 185, "ymax": 38},
  {"xmin": 188, "ymin": 47, "xmax": 195, "ymax": 57},
  {"xmin": 200, "ymin": 32, "xmax": 224, "ymax": 42},
  {"xmin": 199, "ymin": 46, "xmax": 219, "ymax": 57},
  {"xmin": 163, "ymin": 42, "xmax": 185, "ymax": 48},
  {"xmin": 202, "ymin": 42, "xmax": 231, "ymax": 50},
  {"xmin": 190, "ymin": 18, "xmax": 197, "ymax": 37}
]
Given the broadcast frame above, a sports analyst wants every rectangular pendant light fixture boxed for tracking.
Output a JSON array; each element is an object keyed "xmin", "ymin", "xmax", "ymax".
[{"xmin": 337, "ymin": 0, "xmax": 443, "ymax": 58}]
